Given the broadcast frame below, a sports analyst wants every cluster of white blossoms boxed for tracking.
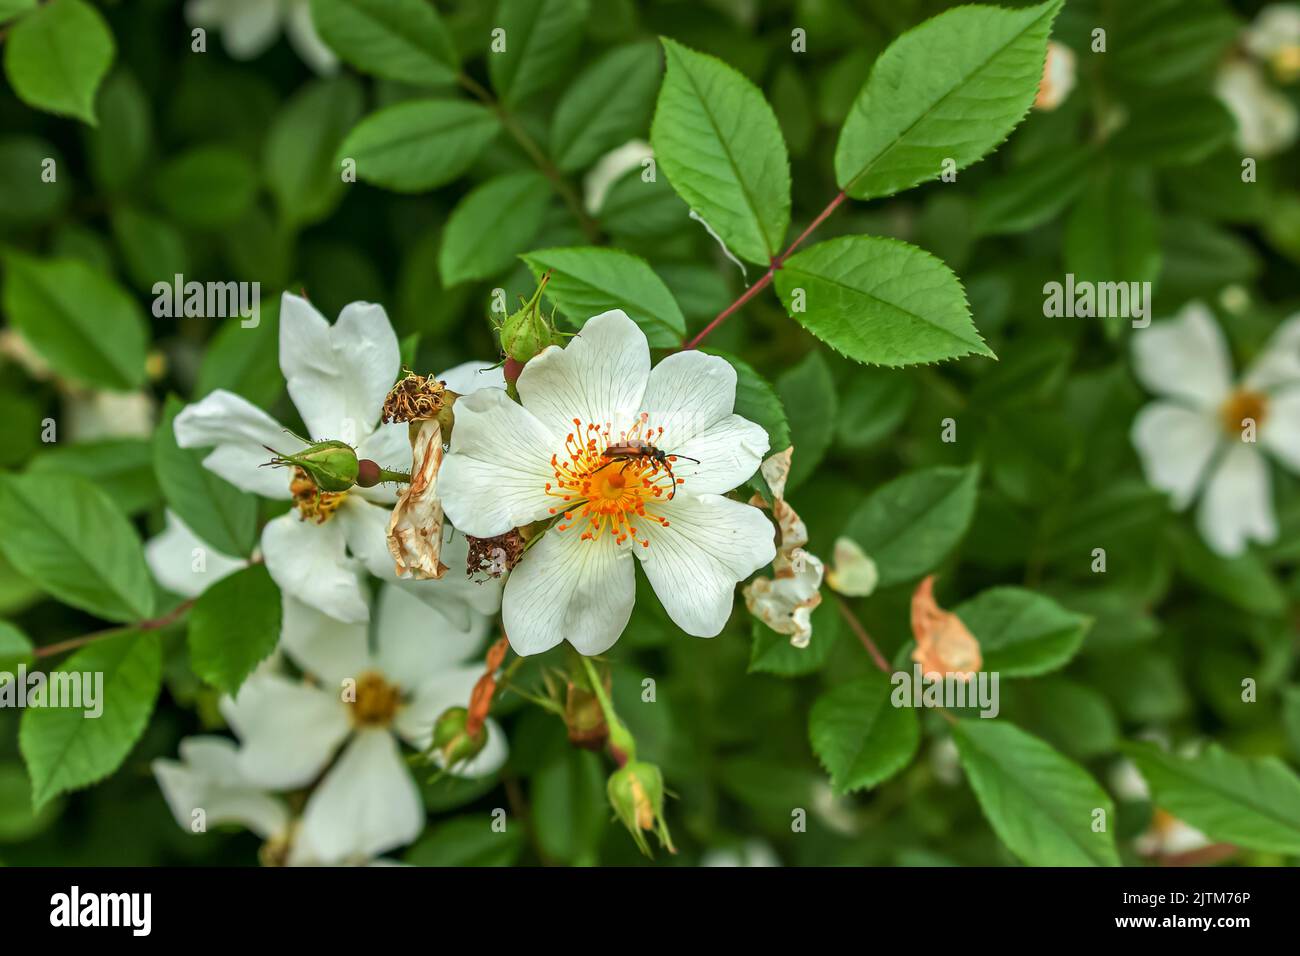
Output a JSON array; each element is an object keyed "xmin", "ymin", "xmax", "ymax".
[
  {"xmin": 150, "ymin": 293, "xmax": 782, "ymax": 862},
  {"xmin": 1215, "ymin": 2, "xmax": 1300, "ymax": 156},
  {"xmin": 1130, "ymin": 302, "xmax": 1300, "ymax": 556}
]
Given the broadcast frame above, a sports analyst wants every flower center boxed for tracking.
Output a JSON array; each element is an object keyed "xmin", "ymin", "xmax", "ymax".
[
  {"xmin": 349, "ymin": 670, "xmax": 402, "ymax": 727},
  {"xmin": 1218, "ymin": 389, "xmax": 1268, "ymax": 436},
  {"xmin": 545, "ymin": 415, "xmax": 677, "ymax": 547},
  {"xmin": 291, "ymin": 467, "xmax": 348, "ymax": 523}
]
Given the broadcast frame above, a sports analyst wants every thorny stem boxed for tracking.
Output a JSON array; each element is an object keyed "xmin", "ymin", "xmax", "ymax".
[
  {"xmin": 33, "ymin": 599, "xmax": 195, "ymax": 659},
  {"xmin": 682, "ymin": 190, "xmax": 849, "ymax": 350},
  {"xmin": 456, "ymin": 72, "xmax": 602, "ymax": 243}
]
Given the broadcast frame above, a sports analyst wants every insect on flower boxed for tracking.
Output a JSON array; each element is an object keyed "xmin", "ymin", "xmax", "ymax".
[{"xmin": 594, "ymin": 439, "xmax": 701, "ymax": 500}]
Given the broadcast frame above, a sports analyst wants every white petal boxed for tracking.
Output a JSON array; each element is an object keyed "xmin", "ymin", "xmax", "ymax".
[
  {"xmin": 1196, "ymin": 443, "xmax": 1277, "ymax": 556},
  {"xmin": 1244, "ymin": 313, "xmax": 1300, "ymax": 391},
  {"xmin": 641, "ymin": 349, "xmax": 737, "ymax": 442},
  {"xmin": 174, "ymin": 389, "xmax": 298, "ymax": 498},
  {"xmin": 280, "ymin": 594, "xmax": 371, "ymax": 686},
  {"xmin": 516, "ymin": 309, "xmax": 651, "ymax": 440},
  {"xmin": 438, "ymin": 360, "xmax": 507, "ymax": 395},
  {"xmin": 145, "ymin": 511, "xmax": 244, "ymax": 598},
  {"xmin": 186, "ymin": 0, "xmax": 281, "ymax": 59},
  {"xmin": 353, "ymin": 421, "xmax": 414, "ymax": 505},
  {"xmin": 373, "ymin": 584, "xmax": 491, "ymax": 686},
  {"xmin": 1261, "ymin": 386, "xmax": 1300, "ymax": 472},
  {"xmin": 391, "ymin": 528, "xmax": 504, "ymax": 627},
  {"xmin": 152, "ymin": 736, "xmax": 290, "ymax": 840},
  {"xmin": 502, "ymin": 526, "xmax": 635, "ymax": 656},
  {"xmin": 262, "ymin": 511, "xmax": 370, "ymax": 623},
  {"xmin": 637, "ymin": 494, "xmax": 776, "ymax": 637},
  {"xmin": 1130, "ymin": 302, "xmax": 1234, "ymax": 409},
  {"xmin": 439, "ymin": 387, "xmax": 559, "ymax": 537},
  {"xmin": 335, "ymin": 496, "xmax": 397, "ymax": 582},
  {"xmin": 665, "ymin": 414, "xmax": 769, "ymax": 496},
  {"xmin": 279, "ymin": 293, "xmax": 398, "ymax": 442},
  {"xmin": 283, "ymin": 0, "xmax": 339, "ymax": 75},
  {"xmin": 299, "ymin": 728, "xmax": 423, "ymax": 864},
  {"xmin": 1130, "ymin": 402, "xmax": 1221, "ymax": 510},
  {"xmin": 222, "ymin": 672, "xmax": 352, "ymax": 789}
]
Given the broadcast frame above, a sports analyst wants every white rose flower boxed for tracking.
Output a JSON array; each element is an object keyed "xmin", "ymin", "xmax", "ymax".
[
  {"xmin": 173, "ymin": 292, "xmax": 412, "ymax": 623},
  {"xmin": 1033, "ymin": 41, "xmax": 1076, "ymax": 111},
  {"xmin": 1214, "ymin": 59, "xmax": 1300, "ymax": 157},
  {"xmin": 1130, "ymin": 302, "xmax": 1300, "ymax": 556},
  {"xmin": 221, "ymin": 582, "xmax": 508, "ymax": 864},
  {"xmin": 439, "ymin": 309, "xmax": 776, "ymax": 656},
  {"xmin": 185, "ymin": 0, "xmax": 338, "ymax": 75},
  {"xmin": 1243, "ymin": 3, "xmax": 1300, "ymax": 80}
]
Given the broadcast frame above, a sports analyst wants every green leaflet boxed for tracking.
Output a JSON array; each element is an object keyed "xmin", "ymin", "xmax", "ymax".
[
  {"xmin": 338, "ymin": 99, "xmax": 499, "ymax": 193},
  {"xmin": 809, "ymin": 670, "xmax": 920, "ymax": 793},
  {"xmin": 441, "ymin": 172, "xmax": 552, "ymax": 285},
  {"xmin": 310, "ymin": 0, "xmax": 458, "ymax": 87},
  {"xmin": 835, "ymin": 0, "xmax": 1062, "ymax": 200},
  {"xmin": 188, "ymin": 564, "xmax": 281, "ymax": 695},
  {"xmin": 2, "ymin": 0, "xmax": 114, "ymax": 125}
]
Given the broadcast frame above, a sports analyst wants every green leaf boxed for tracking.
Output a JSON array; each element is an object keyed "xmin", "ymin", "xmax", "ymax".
[
  {"xmin": 1, "ymin": 252, "xmax": 147, "ymax": 390},
  {"xmin": 1064, "ymin": 166, "xmax": 1162, "ymax": 287},
  {"xmin": 551, "ymin": 42, "xmax": 660, "ymax": 173},
  {"xmin": 188, "ymin": 564, "xmax": 280, "ymax": 694},
  {"xmin": 195, "ymin": 299, "xmax": 284, "ymax": 410},
  {"xmin": 597, "ymin": 166, "xmax": 687, "ymax": 237},
  {"xmin": 1110, "ymin": 0, "xmax": 1238, "ymax": 87},
  {"xmin": 265, "ymin": 75, "xmax": 364, "ymax": 228},
  {"xmin": 154, "ymin": 146, "xmax": 257, "ymax": 229},
  {"xmin": 953, "ymin": 719, "xmax": 1120, "ymax": 866},
  {"xmin": 974, "ymin": 146, "xmax": 1092, "ymax": 236},
  {"xmin": 0, "ymin": 0, "xmax": 36, "ymax": 26},
  {"xmin": 19, "ymin": 631, "xmax": 161, "ymax": 810},
  {"xmin": 776, "ymin": 349, "xmax": 837, "ymax": 490},
  {"xmin": 154, "ymin": 396, "xmax": 258, "ymax": 560},
  {"xmin": 522, "ymin": 246, "xmax": 686, "ymax": 347},
  {"xmin": 843, "ymin": 465, "xmax": 979, "ymax": 589},
  {"xmin": 809, "ymin": 670, "xmax": 919, "ymax": 793},
  {"xmin": 650, "ymin": 37, "xmax": 790, "ymax": 265},
  {"xmin": 774, "ymin": 236, "xmax": 991, "ymax": 367},
  {"xmin": 1172, "ymin": 526, "xmax": 1286, "ymax": 617},
  {"xmin": 836, "ymin": 368, "xmax": 916, "ymax": 450},
  {"xmin": 0, "ymin": 764, "xmax": 62, "ymax": 843},
  {"xmin": 2, "ymin": 0, "xmax": 114, "ymax": 125},
  {"xmin": 29, "ymin": 438, "xmax": 159, "ymax": 516},
  {"xmin": 109, "ymin": 206, "xmax": 189, "ymax": 292},
  {"xmin": 404, "ymin": 814, "xmax": 525, "ymax": 866},
  {"xmin": 85, "ymin": 69, "xmax": 151, "ymax": 192},
  {"xmin": 0, "ymin": 472, "xmax": 155, "ymax": 622},
  {"xmin": 488, "ymin": 0, "xmax": 591, "ymax": 108},
  {"xmin": 440, "ymin": 171, "xmax": 551, "ymax": 285},
  {"xmin": 1011, "ymin": 678, "xmax": 1119, "ymax": 761},
  {"xmin": 834, "ymin": 0, "xmax": 1062, "ymax": 200},
  {"xmin": 0, "ymin": 621, "xmax": 33, "ymax": 671},
  {"xmin": 749, "ymin": 597, "xmax": 840, "ymax": 677},
  {"xmin": 530, "ymin": 747, "xmax": 606, "ymax": 864},
  {"xmin": 954, "ymin": 587, "xmax": 1088, "ymax": 677},
  {"xmin": 339, "ymin": 99, "xmax": 499, "ymax": 193},
  {"xmin": 309, "ymin": 0, "xmax": 458, "ymax": 87},
  {"xmin": 1110, "ymin": 93, "xmax": 1234, "ymax": 167},
  {"xmin": 1125, "ymin": 742, "xmax": 1300, "ymax": 854},
  {"xmin": 0, "ymin": 135, "xmax": 69, "ymax": 227}
]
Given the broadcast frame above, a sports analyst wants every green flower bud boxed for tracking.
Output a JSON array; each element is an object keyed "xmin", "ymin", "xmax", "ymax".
[
  {"xmin": 431, "ymin": 706, "xmax": 487, "ymax": 769},
  {"xmin": 499, "ymin": 271, "xmax": 562, "ymax": 364},
  {"xmin": 267, "ymin": 439, "xmax": 359, "ymax": 492},
  {"xmin": 607, "ymin": 760, "xmax": 675, "ymax": 857}
]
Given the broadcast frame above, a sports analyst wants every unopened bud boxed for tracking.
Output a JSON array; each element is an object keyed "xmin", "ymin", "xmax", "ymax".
[
  {"xmin": 500, "ymin": 272, "xmax": 562, "ymax": 364},
  {"xmin": 431, "ymin": 706, "xmax": 487, "ymax": 769},
  {"xmin": 267, "ymin": 439, "xmax": 358, "ymax": 492},
  {"xmin": 607, "ymin": 760, "xmax": 675, "ymax": 857},
  {"xmin": 356, "ymin": 458, "xmax": 382, "ymax": 487}
]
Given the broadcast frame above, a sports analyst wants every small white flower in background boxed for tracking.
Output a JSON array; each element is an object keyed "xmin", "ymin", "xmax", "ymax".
[
  {"xmin": 221, "ymin": 582, "xmax": 508, "ymax": 864},
  {"xmin": 743, "ymin": 447, "xmax": 824, "ymax": 649},
  {"xmin": 824, "ymin": 536, "xmax": 878, "ymax": 597},
  {"xmin": 1033, "ymin": 41, "xmax": 1076, "ymax": 111},
  {"xmin": 1108, "ymin": 756, "xmax": 1219, "ymax": 861},
  {"xmin": 145, "ymin": 510, "xmax": 245, "ymax": 597},
  {"xmin": 439, "ymin": 310, "xmax": 775, "ymax": 656},
  {"xmin": 700, "ymin": 838, "xmax": 781, "ymax": 867},
  {"xmin": 174, "ymin": 292, "xmax": 411, "ymax": 623},
  {"xmin": 1214, "ymin": 59, "xmax": 1300, "ymax": 157},
  {"xmin": 185, "ymin": 0, "xmax": 337, "ymax": 75},
  {"xmin": 583, "ymin": 139, "xmax": 653, "ymax": 215},
  {"xmin": 1242, "ymin": 3, "xmax": 1300, "ymax": 82},
  {"xmin": 1130, "ymin": 302, "xmax": 1300, "ymax": 556}
]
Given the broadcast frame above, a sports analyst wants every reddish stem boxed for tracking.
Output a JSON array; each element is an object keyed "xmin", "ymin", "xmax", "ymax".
[
  {"xmin": 835, "ymin": 595, "xmax": 891, "ymax": 674},
  {"xmin": 33, "ymin": 599, "xmax": 195, "ymax": 659},
  {"xmin": 682, "ymin": 190, "xmax": 848, "ymax": 350}
]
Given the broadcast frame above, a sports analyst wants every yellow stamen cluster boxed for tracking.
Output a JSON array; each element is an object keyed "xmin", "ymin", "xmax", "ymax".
[
  {"xmin": 545, "ymin": 414, "xmax": 675, "ymax": 548},
  {"xmin": 349, "ymin": 671, "xmax": 402, "ymax": 727},
  {"xmin": 290, "ymin": 468, "xmax": 347, "ymax": 524},
  {"xmin": 1219, "ymin": 388, "xmax": 1269, "ymax": 436}
]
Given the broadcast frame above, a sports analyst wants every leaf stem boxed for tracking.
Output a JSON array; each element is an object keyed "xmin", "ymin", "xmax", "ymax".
[
  {"xmin": 33, "ymin": 599, "xmax": 195, "ymax": 660},
  {"xmin": 834, "ymin": 594, "xmax": 891, "ymax": 674},
  {"xmin": 682, "ymin": 189, "xmax": 848, "ymax": 350},
  {"xmin": 456, "ymin": 72, "xmax": 602, "ymax": 243}
]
